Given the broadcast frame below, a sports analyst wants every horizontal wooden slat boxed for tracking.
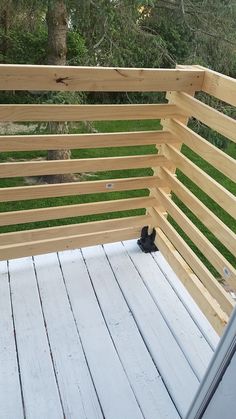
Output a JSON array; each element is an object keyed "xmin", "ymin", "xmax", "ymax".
[
  {"xmin": 0, "ymin": 215, "xmax": 151, "ymax": 246},
  {"xmin": 0, "ymin": 64, "xmax": 204, "ymax": 92},
  {"xmin": 0, "ymin": 196, "xmax": 156, "ymax": 226},
  {"xmin": 0, "ymin": 154, "xmax": 168, "ymax": 178},
  {"xmin": 160, "ymin": 168, "xmax": 236, "ymax": 256},
  {"xmin": 196, "ymin": 65, "xmax": 236, "ymax": 107},
  {"xmin": 0, "ymin": 176, "xmax": 164, "ymax": 202},
  {"xmin": 0, "ymin": 226, "xmax": 141, "ymax": 261},
  {"xmin": 149, "ymin": 209, "xmax": 234, "ymax": 324},
  {"xmin": 149, "ymin": 209, "xmax": 229, "ymax": 334},
  {"xmin": 173, "ymin": 92, "xmax": 236, "ymax": 144},
  {"xmin": 0, "ymin": 104, "xmax": 183, "ymax": 122},
  {"xmin": 154, "ymin": 187, "xmax": 236, "ymax": 289},
  {"xmin": 0, "ymin": 130, "xmax": 176, "ymax": 152},
  {"xmin": 168, "ymin": 119, "xmax": 236, "ymax": 182},
  {"xmin": 165, "ymin": 145, "xmax": 236, "ymax": 219}
]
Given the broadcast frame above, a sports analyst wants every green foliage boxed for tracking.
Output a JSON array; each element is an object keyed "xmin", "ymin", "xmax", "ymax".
[
  {"xmin": 0, "ymin": 26, "xmax": 47, "ymax": 64},
  {"xmin": 66, "ymin": 30, "xmax": 88, "ymax": 65},
  {"xmin": 74, "ymin": 0, "xmax": 166, "ymax": 68},
  {"xmin": 1, "ymin": 0, "xmax": 236, "ymax": 74},
  {"xmin": 139, "ymin": 4, "xmax": 194, "ymax": 66},
  {"xmin": 44, "ymin": 90, "xmax": 85, "ymax": 104},
  {"xmin": 0, "ymin": 26, "xmax": 87, "ymax": 66}
]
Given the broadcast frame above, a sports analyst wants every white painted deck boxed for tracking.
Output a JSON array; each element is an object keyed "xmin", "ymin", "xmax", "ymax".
[{"xmin": 0, "ymin": 240, "xmax": 220, "ymax": 419}]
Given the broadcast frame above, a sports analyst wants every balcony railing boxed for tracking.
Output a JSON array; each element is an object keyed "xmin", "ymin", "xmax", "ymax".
[{"xmin": 0, "ymin": 64, "xmax": 235, "ymax": 335}]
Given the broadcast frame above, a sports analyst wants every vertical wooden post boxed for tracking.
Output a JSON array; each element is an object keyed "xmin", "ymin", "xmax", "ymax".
[{"xmin": 148, "ymin": 65, "xmax": 199, "ymax": 225}]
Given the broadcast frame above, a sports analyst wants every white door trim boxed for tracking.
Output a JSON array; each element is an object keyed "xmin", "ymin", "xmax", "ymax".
[{"xmin": 186, "ymin": 306, "xmax": 236, "ymax": 419}]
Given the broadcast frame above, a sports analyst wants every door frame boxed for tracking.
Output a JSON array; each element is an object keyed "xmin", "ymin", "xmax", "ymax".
[{"xmin": 186, "ymin": 306, "xmax": 236, "ymax": 418}]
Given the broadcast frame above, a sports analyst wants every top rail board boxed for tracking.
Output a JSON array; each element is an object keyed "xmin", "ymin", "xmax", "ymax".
[
  {"xmin": 195, "ymin": 66, "xmax": 236, "ymax": 107},
  {"xmin": 0, "ymin": 65, "xmax": 204, "ymax": 92},
  {"xmin": 178, "ymin": 65, "xmax": 236, "ymax": 107}
]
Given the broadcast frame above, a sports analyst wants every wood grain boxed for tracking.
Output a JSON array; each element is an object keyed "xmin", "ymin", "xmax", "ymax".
[
  {"xmin": 195, "ymin": 65, "xmax": 236, "ymax": 107},
  {"xmin": 0, "ymin": 64, "xmax": 204, "ymax": 92},
  {"xmin": 165, "ymin": 145, "xmax": 236, "ymax": 219},
  {"xmin": 168, "ymin": 119, "xmax": 236, "ymax": 182},
  {"xmin": 0, "ymin": 227, "xmax": 141, "ymax": 261},
  {"xmin": 149, "ymin": 207, "xmax": 234, "ymax": 317},
  {"xmin": 154, "ymin": 187, "xmax": 236, "ymax": 290},
  {"xmin": 173, "ymin": 92, "xmax": 236, "ymax": 144},
  {"xmin": 0, "ymin": 154, "xmax": 168, "ymax": 178},
  {"xmin": 149, "ymin": 208, "xmax": 229, "ymax": 334},
  {"xmin": 0, "ymin": 103, "xmax": 183, "ymax": 122},
  {"xmin": 0, "ymin": 175, "xmax": 164, "ymax": 202},
  {"xmin": 0, "ymin": 215, "xmax": 151, "ymax": 246},
  {"xmin": 0, "ymin": 196, "xmax": 156, "ymax": 226},
  {"xmin": 160, "ymin": 168, "xmax": 236, "ymax": 256},
  {"xmin": 0, "ymin": 130, "xmax": 176, "ymax": 152}
]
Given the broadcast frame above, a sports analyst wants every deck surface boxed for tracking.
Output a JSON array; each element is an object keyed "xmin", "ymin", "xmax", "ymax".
[{"xmin": 0, "ymin": 240, "xmax": 219, "ymax": 419}]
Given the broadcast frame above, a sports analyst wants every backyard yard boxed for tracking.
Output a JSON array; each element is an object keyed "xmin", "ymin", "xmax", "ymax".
[{"xmin": 0, "ymin": 118, "xmax": 235, "ymax": 279}]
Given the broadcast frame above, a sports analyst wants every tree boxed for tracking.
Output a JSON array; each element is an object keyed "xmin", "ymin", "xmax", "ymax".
[
  {"xmin": 43, "ymin": 0, "xmax": 76, "ymax": 184},
  {"xmin": 138, "ymin": 0, "xmax": 236, "ymax": 74},
  {"xmin": 74, "ymin": 0, "xmax": 168, "ymax": 68},
  {"xmin": 0, "ymin": 0, "xmax": 46, "ymax": 64}
]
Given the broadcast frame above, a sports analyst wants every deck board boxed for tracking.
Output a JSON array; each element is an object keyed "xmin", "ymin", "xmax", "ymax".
[
  {"xmin": 123, "ymin": 240, "xmax": 214, "ymax": 380},
  {"xmin": 0, "ymin": 240, "xmax": 219, "ymax": 419},
  {"xmin": 59, "ymin": 249, "xmax": 144, "ymax": 419},
  {"xmin": 82, "ymin": 245, "xmax": 180, "ymax": 419},
  {"xmin": 0, "ymin": 261, "xmax": 24, "ymax": 419},
  {"xmin": 8, "ymin": 257, "xmax": 64, "ymax": 419},
  {"xmin": 34, "ymin": 253, "xmax": 103, "ymax": 419},
  {"xmin": 104, "ymin": 242, "xmax": 200, "ymax": 417},
  {"xmin": 151, "ymin": 250, "xmax": 220, "ymax": 350}
]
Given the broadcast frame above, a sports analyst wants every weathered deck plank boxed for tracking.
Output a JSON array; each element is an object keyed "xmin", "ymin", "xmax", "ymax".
[
  {"xmin": 123, "ymin": 240, "xmax": 214, "ymax": 380},
  {"xmin": 1, "ymin": 240, "xmax": 219, "ymax": 419},
  {"xmin": 0, "ymin": 261, "xmax": 24, "ymax": 419},
  {"xmin": 82, "ymin": 245, "xmax": 180, "ymax": 419},
  {"xmin": 8, "ymin": 257, "xmax": 64, "ymax": 419},
  {"xmin": 59, "ymin": 248, "xmax": 144, "ymax": 419},
  {"xmin": 151, "ymin": 250, "xmax": 220, "ymax": 350},
  {"xmin": 33, "ymin": 253, "xmax": 103, "ymax": 419},
  {"xmin": 103, "ymin": 242, "xmax": 199, "ymax": 417}
]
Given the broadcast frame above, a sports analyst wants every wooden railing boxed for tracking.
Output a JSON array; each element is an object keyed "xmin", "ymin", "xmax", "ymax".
[{"xmin": 0, "ymin": 64, "xmax": 235, "ymax": 334}]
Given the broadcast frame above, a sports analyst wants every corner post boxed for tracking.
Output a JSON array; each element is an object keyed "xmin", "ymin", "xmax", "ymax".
[{"xmin": 148, "ymin": 64, "xmax": 201, "ymax": 248}]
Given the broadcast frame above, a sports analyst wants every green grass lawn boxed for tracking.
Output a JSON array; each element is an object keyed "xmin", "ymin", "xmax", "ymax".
[{"xmin": 0, "ymin": 119, "xmax": 235, "ymax": 276}]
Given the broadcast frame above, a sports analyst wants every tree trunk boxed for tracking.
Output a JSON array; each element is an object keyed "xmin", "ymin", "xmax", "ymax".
[
  {"xmin": 45, "ymin": 0, "xmax": 75, "ymax": 183},
  {"xmin": 47, "ymin": 0, "xmax": 67, "ymax": 67},
  {"xmin": 0, "ymin": 5, "xmax": 10, "ymax": 63}
]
